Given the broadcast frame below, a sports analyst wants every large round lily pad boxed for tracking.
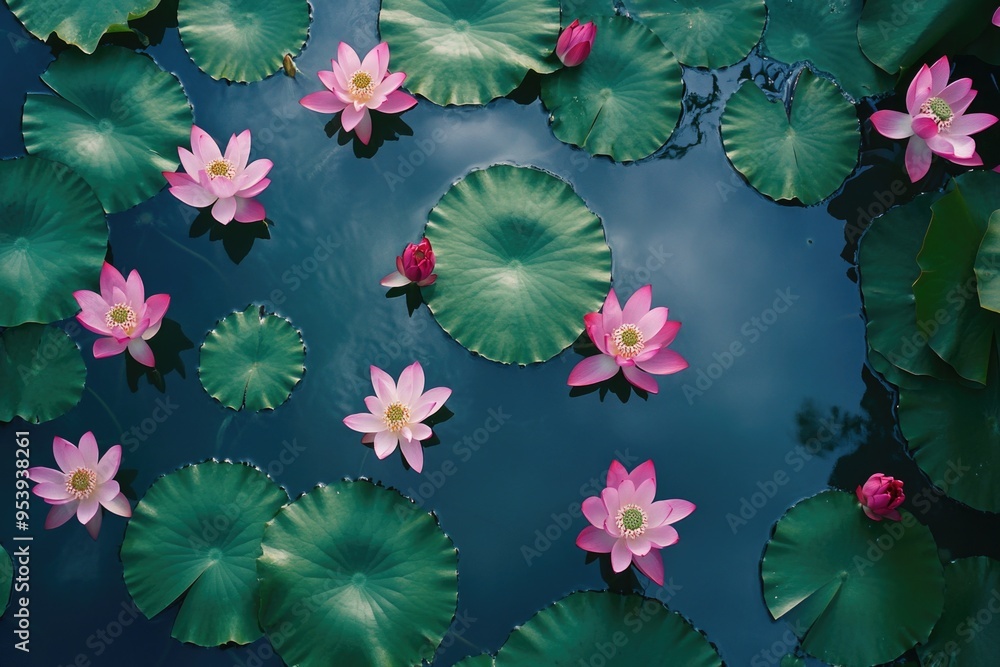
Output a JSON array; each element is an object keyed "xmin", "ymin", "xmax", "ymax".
[
  {"xmin": 494, "ymin": 591, "xmax": 722, "ymax": 666},
  {"xmin": 121, "ymin": 461, "xmax": 288, "ymax": 647},
  {"xmin": 423, "ymin": 165, "xmax": 611, "ymax": 365},
  {"xmin": 178, "ymin": 0, "xmax": 310, "ymax": 83},
  {"xmin": 762, "ymin": 491, "xmax": 944, "ymax": 667},
  {"xmin": 898, "ymin": 368, "xmax": 1000, "ymax": 513},
  {"xmin": 0, "ymin": 156, "xmax": 107, "ymax": 327},
  {"xmin": 974, "ymin": 210, "xmax": 1000, "ymax": 314},
  {"xmin": 540, "ymin": 15, "xmax": 683, "ymax": 162},
  {"xmin": 762, "ymin": 0, "xmax": 894, "ymax": 101},
  {"xmin": 722, "ymin": 69, "xmax": 859, "ymax": 205},
  {"xmin": 257, "ymin": 480, "xmax": 458, "ymax": 667},
  {"xmin": 624, "ymin": 0, "xmax": 765, "ymax": 69},
  {"xmin": 378, "ymin": 0, "xmax": 560, "ymax": 106},
  {"xmin": 6, "ymin": 0, "xmax": 161, "ymax": 53},
  {"xmin": 0, "ymin": 325, "xmax": 86, "ymax": 424},
  {"xmin": 918, "ymin": 557, "xmax": 1000, "ymax": 667},
  {"xmin": 858, "ymin": 191, "xmax": 958, "ymax": 382},
  {"xmin": 23, "ymin": 46, "xmax": 192, "ymax": 214},
  {"xmin": 199, "ymin": 305, "xmax": 306, "ymax": 412},
  {"xmin": 912, "ymin": 171, "xmax": 1000, "ymax": 385},
  {"xmin": 0, "ymin": 542, "xmax": 11, "ymax": 617}
]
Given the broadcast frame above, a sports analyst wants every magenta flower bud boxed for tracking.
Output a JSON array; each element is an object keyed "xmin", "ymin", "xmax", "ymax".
[
  {"xmin": 856, "ymin": 473, "xmax": 905, "ymax": 522},
  {"xmin": 380, "ymin": 237, "xmax": 437, "ymax": 288},
  {"xmin": 556, "ymin": 19, "xmax": 597, "ymax": 68}
]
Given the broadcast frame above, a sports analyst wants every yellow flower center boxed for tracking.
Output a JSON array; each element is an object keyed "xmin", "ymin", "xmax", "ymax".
[
  {"xmin": 205, "ymin": 158, "xmax": 236, "ymax": 179},
  {"xmin": 349, "ymin": 70, "xmax": 376, "ymax": 102},
  {"xmin": 616, "ymin": 504, "xmax": 647, "ymax": 539},
  {"xmin": 66, "ymin": 467, "xmax": 97, "ymax": 500},
  {"xmin": 105, "ymin": 303, "xmax": 137, "ymax": 332},
  {"xmin": 920, "ymin": 96, "xmax": 954, "ymax": 130},
  {"xmin": 612, "ymin": 324, "xmax": 645, "ymax": 359},
  {"xmin": 383, "ymin": 402, "xmax": 411, "ymax": 432}
]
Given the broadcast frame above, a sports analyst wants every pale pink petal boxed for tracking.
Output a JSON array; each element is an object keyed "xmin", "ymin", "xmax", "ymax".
[
  {"xmin": 934, "ymin": 133, "xmax": 975, "ymax": 158},
  {"xmin": 212, "ymin": 196, "xmax": 238, "ymax": 224},
  {"xmin": 101, "ymin": 492, "xmax": 131, "ymax": 518},
  {"xmin": 361, "ymin": 432, "xmax": 375, "ymax": 444},
  {"xmin": 45, "ymin": 502, "xmax": 79, "ymax": 529},
  {"xmin": 84, "ymin": 510, "xmax": 102, "ymax": 540},
  {"xmin": 376, "ymin": 90, "xmax": 417, "ymax": 115},
  {"xmin": 567, "ymin": 354, "xmax": 619, "ymax": 386},
  {"xmin": 399, "ymin": 437, "xmax": 424, "ymax": 472},
  {"xmin": 607, "ymin": 460, "xmax": 629, "ymax": 488},
  {"xmin": 128, "ymin": 338, "xmax": 155, "ymax": 367},
  {"xmin": 645, "ymin": 500, "xmax": 672, "ymax": 526},
  {"xmin": 353, "ymin": 110, "xmax": 373, "ymax": 145},
  {"xmin": 317, "ymin": 69, "xmax": 339, "ymax": 93},
  {"xmin": 994, "ymin": 6, "xmax": 1000, "ymax": 25},
  {"xmin": 904, "ymin": 137, "xmax": 933, "ymax": 182},
  {"xmin": 373, "ymin": 430, "xmax": 398, "ymax": 459},
  {"xmin": 169, "ymin": 181, "xmax": 217, "ymax": 208},
  {"xmin": 53, "ymin": 437, "xmax": 84, "ymax": 473},
  {"xmin": 623, "ymin": 365, "xmax": 659, "ymax": 393},
  {"xmin": 601, "ymin": 487, "xmax": 621, "ymax": 523},
  {"xmin": 163, "ymin": 171, "xmax": 197, "ymax": 188},
  {"xmin": 177, "ymin": 147, "xmax": 202, "ymax": 178},
  {"xmin": 371, "ymin": 366, "xmax": 397, "ymax": 403},
  {"xmin": 237, "ymin": 159, "xmax": 272, "ymax": 189},
  {"xmin": 636, "ymin": 307, "xmax": 668, "ymax": 339},
  {"xmin": 627, "ymin": 534, "xmax": 652, "ymax": 556},
  {"xmin": 27, "ymin": 467, "xmax": 65, "ymax": 484},
  {"xmin": 949, "ymin": 113, "xmax": 998, "ymax": 136},
  {"xmin": 301, "ymin": 90, "xmax": 349, "ymax": 114},
  {"xmin": 342, "ymin": 104, "xmax": 365, "ymax": 131},
  {"xmin": 93, "ymin": 337, "xmax": 128, "ymax": 359},
  {"xmin": 617, "ymin": 480, "xmax": 636, "ymax": 508},
  {"xmin": 633, "ymin": 549, "xmax": 665, "ymax": 585},
  {"xmin": 372, "ymin": 71, "xmax": 406, "ymax": 100},
  {"xmin": 344, "ymin": 413, "xmax": 386, "ymax": 433},
  {"xmin": 610, "ymin": 538, "xmax": 633, "ymax": 572},
  {"xmin": 582, "ymin": 496, "xmax": 608, "ymax": 527},
  {"xmin": 634, "ymin": 479, "xmax": 656, "ymax": 508},
  {"xmin": 576, "ymin": 526, "xmax": 617, "ymax": 553},
  {"xmin": 96, "ymin": 480, "xmax": 120, "ymax": 504},
  {"xmin": 141, "ymin": 294, "xmax": 170, "ymax": 333},
  {"xmin": 74, "ymin": 291, "xmax": 112, "ymax": 335},
  {"xmin": 96, "ymin": 445, "xmax": 122, "ymax": 483},
  {"xmin": 77, "ymin": 431, "xmax": 99, "ymax": 468},
  {"xmin": 584, "ymin": 312, "xmax": 608, "ymax": 352},
  {"xmin": 906, "ymin": 63, "xmax": 933, "ymax": 114},
  {"xmin": 661, "ymin": 499, "xmax": 696, "ymax": 525},
  {"xmin": 912, "ymin": 116, "xmax": 940, "ymax": 140},
  {"xmin": 946, "ymin": 151, "xmax": 984, "ymax": 167},
  {"xmin": 77, "ymin": 497, "xmax": 100, "ymax": 525},
  {"xmin": 627, "ymin": 460, "xmax": 656, "ymax": 489},
  {"xmin": 952, "ymin": 90, "xmax": 978, "ymax": 117},
  {"xmin": 938, "ymin": 78, "xmax": 972, "ymax": 106},
  {"xmin": 411, "ymin": 386, "xmax": 451, "ymax": 420},
  {"xmin": 237, "ymin": 177, "xmax": 270, "ymax": 199},
  {"xmin": 330, "ymin": 62, "xmax": 350, "ymax": 91},
  {"xmin": 337, "ymin": 42, "xmax": 361, "ymax": 74},
  {"xmin": 381, "ymin": 271, "xmax": 410, "ymax": 287},
  {"xmin": 645, "ymin": 524, "xmax": 680, "ymax": 548},
  {"xmin": 360, "ymin": 42, "xmax": 385, "ymax": 79},
  {"xmin": 192, "ymin": 125, "xmax": 222, "ymax": 164},
  {"xmin": 226, "ymin": 130, "xmax": 252, "ymax": 172},
  {"xmin": 636, "ymin": 348, "xmax": 688, "ymax": 375},
  {"xmin": 409, "ymin": 423, "xmax": 432, "ymax": 441},
  {"xmin": 123, "ymin": 270, "xmax": 145, "ymax": 309},
  {"xmin": 602, "ymin": 289, "xmax": 623, "ymax": 332},
  {"xmin": 928, "ymin": 56, "xmax": 950, "ymax": 94},
  {"xmin": 33, "ymin": 482, "xmax": 72, "ymax": 501},
  {"xmin": 870, "ymin": 110, "xmax": 915, "ymax": 139},
  {"xmin": 621, "ymin": 285, "xmax": 652, "ymax": 323},
  {"xmin": 374, "ymin": 42, "xmax": 390, "ymax": 81},
  {"xmin": 645, "ymin": 320, "xmax": 681, "ymax": 348},
  {"xmin": 398, "ymin": 362, "xmax": 425, "ymax": 406},
  {"xmin": 234, "ymin": 197, "xmax": 266, "ymax": 223}
]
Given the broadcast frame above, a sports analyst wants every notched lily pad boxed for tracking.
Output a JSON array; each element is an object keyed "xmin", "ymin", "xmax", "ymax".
[
  {"xmin": 0, "ymin": 324, "xmax": 86, "ymax": 424},
  {"xmin": 918, "ymin": 557, "xmax": 1000, "ymax": 667},
  {"xmin": 120, "ymin": 461, "xmax": 289, "ymax": 646},
  {"xmin": 198, "ymin": 305, "xmax": 306, "ymax": 412},
  {"xmin": 6, "ymin": 0, "xmax": 162, "ymax": 53}
]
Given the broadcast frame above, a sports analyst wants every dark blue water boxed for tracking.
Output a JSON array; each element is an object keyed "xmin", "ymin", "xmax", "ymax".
[{"xmin": 2, "ymin": 2, "xmax": 998, "ymax": 666}]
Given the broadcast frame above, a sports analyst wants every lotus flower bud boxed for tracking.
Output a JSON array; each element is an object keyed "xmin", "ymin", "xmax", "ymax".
[
  {"xmin": 856, "ymin": 473, "xmax": 905, "ymax": 522},
  {"xmin": 556, "ymin": 19, "xmax": 597, "ymax": 68}
]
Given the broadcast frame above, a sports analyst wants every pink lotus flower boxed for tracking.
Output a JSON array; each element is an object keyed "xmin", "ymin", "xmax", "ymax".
[
  {"xmin": 870, "ymin": 56, "xmax": 998, "ymax": 182},
  {"xmin": 380, "ymin": 237, "xmax": 437, "ymax": 288},
  {"xmin": 856, "ymin": 473, "xmax": 905, "ymax": 522},
  {"xmin": 73, "ymin": 262, "xmax": 169, "ymax": 367},
  {"xmin": 300, "ymin": 42, "xmax": 417, "ymax": 145},
  {"xmin": 994, "ymin": 6, "xmax": 999, "ymax": 25},
  {"xmin": 163, "ymin": 125, "xmax": 273, "ymax": 224},
  {"xmin": 557, "ymin": 19, "xmax": 597, "ymax": 67},
  {"xmin": 343, "ymin": 362, "xmax": 451, "ymax": 473},
  {"xmin": 576, "ymin": 460, "xmax": 694, "ymax": 585},
  {"xmin": 568, "ymin": 285, "xmax": 688, "ymax": 394},
  {"xmin": 27, "ymin": 432, "xmax": 131, "ymax": 540}
]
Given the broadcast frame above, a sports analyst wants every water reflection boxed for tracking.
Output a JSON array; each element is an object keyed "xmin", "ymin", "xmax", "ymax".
[
  {"xmin": 385, "ymin": 283, "xmax": 426, "ymax": 317},
  {"xmin": 567, "ymin": 333, "xmax": 649, "ymax": 403},
  {"xmin": 188, "ymin": 209, "xmax": 272, "ymax": 264},
  {"xmin": 124, "ymin": 318, "xmax": 194, "ymax": 393},
  {"xmin": 324, "ymin": 112, "xmax": 415, "ymax": 159}
]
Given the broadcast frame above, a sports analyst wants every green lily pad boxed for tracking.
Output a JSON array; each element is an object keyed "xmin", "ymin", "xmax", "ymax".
[
  {"xmin": 624, "ymin": 0, "xmax": 765, "ymax": 69},
  {"xmin": 859, "ymin": 0, "xmax": 997, "ymax": 74},
  {"xmin": 761, "ymin": 491, "xmax": 944, "ymax": 667},
  {"xmin": 494, "ymin": 591, "xmax": 722, "ymax": 666},
  {"xmin": 178, "ymin": 0, "xmax": 310, "ymax": 83},
  {"xmin": 455, "ymin": 655, "xmax": 494, "ymax": 667},
  {"xmin": 918, "ymin": 557, "xmax": 1000, "ymax": 667},
  {"xmin": 898, "ymin": 366, "xmax": 1000, "ymax": 513},
  {"xmin": 540, "ymin": 15, "xmax": 683, "ymax": 162},
  {"xmin": 198, "ymin": 305, "xmax": 306, "ymax": 412},
  {"xmin": 0, "ymin": 156, "xmax": 107, "ymax": 327},
  {"xmin": 0, "ymin": 542, "xmax": 11, "ymax": 617},
  {"xmin": 6, "ymin": 0, "xmax": 161, "ymax": 53},
  {"xmin": 780, "ymin": 657, "xmax": 806, "ymax": 667},
  {"xmin": 120, "ymin": 461, "xmax": 288, "ymax": 647},
  {"xmin": 913, "ymin": 172, "xmax": 1000, "ymax": 385},
  {"xmin": 378, "ymin": 0, "xmax": 561, "ymax": 106},
  {"xmin": 423, "ymin": 165, "xmax": 611, "ymax": 365},
  {"xmin": 974, "ymin": 210, "xmax": 1000, "ymax": 313},
  {"xmin": 858, "ymin": 191, "xmax": 958, "ymax": 381},
  {"xmin": 721, "ymin": 69, "xmax": 859, "ymax": 205},
  {"xmin": 762, "ymin": 0, "xmax": 894, "ymax": 101},
  {"xmin": 23, "ymin": 46, "xmax": 192, "ymax": 214},
  {"xmin": 561, "ymin": 0, "xmax": 615, "ymax": 17},
  {"xmin": 257, "ymin": 480, "xmax": 458, "ymax": 667},
  {"xmin": 0, "ymin": 325, "xmax": 86, "ymax": 424}
]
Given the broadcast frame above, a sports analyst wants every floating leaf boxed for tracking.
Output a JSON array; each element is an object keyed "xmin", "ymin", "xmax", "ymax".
[
  {"xmin": 0, "ymin": 156, "xmax": 107, "ymax": 326},
  {"xmin": 624, "ymin": 0, "xmax": 765, "ymax": 69},
  {"xmin": 455, "ymin": 655, "xmax": 495, "ymax": 667},
  {"xmin": 918, "ymin": 557, "xmax": 1000, "ymax": 667},
  {"xmin": 494, "ymin": 591, "xmax": 722, "ymax": 666},
  {"xmin": 762, "ymin": 0, "xmax": 893, "ymax": 101},
  {"xmin": 6, "ymin": 0, "xmax": 161, "ymax": 53},
  {"xmin": 0, "ymin": 542, "xmax": 10, "ymax": 617},
  {"xmin": 721, "ymin": 69, "xmax": 859, "ymax": 205},
  {"xmin": 540, "ymin": 15, "xmax": 683, "ymax": 162},
  {"xmin": 258, "ymin": 480, "xmax": 458, "ymax": 667},
  {"xmin": 198, "ymin": 305, "xmax": 305, "ymax": 411},
  {"xmin": 379, "ymin": 0, "xmax": 561, "ymax": 106},
  {"xmin": 974, "ymin": 211, "xmax": 1000, "ymax": 314},
  {"xmin": 780, "ymin": 657, "xmax": 806, "ymax": 667},
  {"xmin": 178, "ymin": 0, "xmax": 310, "ymax": 83},
  {"xmin": 120, "ymin": 461, "xmax": 288, "ymax": 646},
  {"xmin": 897, "ymin": 365, "xmax": 1000, "ymax": 513},
  {"xmin": 23, "ymin": 46, "xmax": 192, "ymax": 214},
  {"xmin": 858, "ymin": 0, "xmax": 996, "ymax": 74},
  {"xmin": 761, "ymin": 491, "xmax": 944, "ymax": 667},
  {"xmin": 858, "ymin": 191, "xmax": 958, "ymax": 381},
  {"xmin": 0, "ymin": 325, "xmax": 86, "ymax": 424},
  {"xmin": 423, "ymin": 165, "xmax": 611, "ymax": 365},
  {"xmin": 912, "ymin": 171, "xmax": 1000, "ymax": 385}
]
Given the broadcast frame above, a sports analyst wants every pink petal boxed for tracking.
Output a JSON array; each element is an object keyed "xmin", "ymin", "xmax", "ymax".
[
  {"xmin": 141, "ymin": 294, "xmax": 170, "ymax": 335},
  {"xmin": 576, "ymin": 526, "xmax": 617, "ymax": 553},
  {"xmin": 27, "ymin": 466, "xmax": 65, "ymax": 484},
  {"xmin": 870, "ymin": 110, "xmax": 915, "ymax": 140},
  {"xmin": 934, "ymin": 133, "xmax": 975, "ymax": 159},
  {"xmin": 636, "ymin": 307, "xmax": 668, "ymax": 339},
  {"xmin": 234, "ymin": 197, "xmax": 266, "ymax": 223},
  {"xmin": 906, "ymin": 63, "xmax": 933, "ymax": 114},
  {"xmin": 192, "ymin": 125, "xmax": 222, "ymax": 164},
  {"xmin": 628, "ymin": 534, "xmax": 652, "ymax": 556},
  {"xmin": 96, "ymin": 445, "xmax": 122, "ymax": 483},
  {"xmin": 353, "ymin": 110, "xmax": 373, "ymax": 145},
  {"xmin": 84, "ymin": 510, "xmax": 102, "ymax": 540},
  {"xmin": 633, "ymin": 549, "xmax": 665, "ymax": 585},
  {"xmin": 360, "ymin": 42, "xmax": 385, "ymax": 80},
  {"xmin": 237, "ymin": 159, "xmax": 272, "ymax": 188},
  {"xmin": 373, "ymin": 430, "xmax": 398, "ymax": 459},
  {"xmin": 77, "ymin": 497, "xmax": 100, "ymax": 524},
  {"xmin": 602, "ymin": 289, "xmax": 623, "ymax": 332},
  {"xmin": 301, "ymin": 90, "xmax": 349, "ymax": 114},
  {"xmin": 225, "ymin": 129, "xmax": 252, "ymax": 172},
  {"xmin": 912, "ymin": 116, "xmax": 940, "ymax": 140},
  {"xmin": 994, "ymin": 6, "xmax": 1000, "ymax": 25},
  {"xmin": 381, "ymin": 271, "xmax": 410, "ymax": 288},
  {"xmin": 567, "ymin": 354, "xmax": 619, "ymax": 386},
  {"xmin": 341, "ymin": 104, "xmax": 365, "ymax": 132},
  {"xmin": 938, "ymin": 78, "xmax": 972, "ymax": 106},
  {"xmin": 410, "ymin": 423, "xmax": 432, "ymax": 441},
  {"xmin": 169, "ymin": 181, "xmax": 217, "ymax": 208},
  {"xmin": 945, "ymin": 151, "xmax": 984, "ymax": 167},
  {"xmin": 904, "ymin": 137, "xmax": 933, "ymax": 182},
  {"xmin": 399, "ymin": 437, "xmax": 424, "ymax": 472},
  {"xmin": 163, "ymin": 171, "xmax": 197, "ymax": 188},
  {"xmin": 74, "ymin": 291, "xmax": 112, "ymax": 335},
  {"xmin": 370, "ymin": 366, "xmax": 396, "ymax": 403},
  {"xmin": 177, "ymin": 146, "xmax": 202, "ymax": 179},
  {"xmin": 238, "ymin": 177, "xmax": 271, "ymax": 199},
  {"xmin": 601, "ymin": 487, "xmax": 621, "ymax": 522},
  {"xmin": 622, "ymin": 365, "xmax": 659, "ymax": 393},
  {"xmin": 128, "ymin": 338, "xmax": 155, "ymax": 367},
  {"xmin": 645, "ymin": 320, "xmax": 681, "ymax": 348},
  {"xmin": 949, "ymin": 113, "xmax": 998, "ymax": 136},
  {"xmin": 634, "ymin": 479, "xmax": 656, "ymax": 507},
  {"xmin": 93, "ymin": 337, "xmax": 128, "ymax": 359},
  {"xmin": 125, "ymin": 270, "xmax": 144, "ymax": 307},
  {"xmin": 344, "ymin": 413, "xmax": 386, "ymax": 433},
  {"xmin": 78, "ymin": 431, "xmax": 100, "ymax": 469},
  {"xmin": 645, "ymin": 524, "xmax": 680, "ymax": 548},
  {"xmin": 611, "ymin": 538, "xmax": 633, "ymax": 572},
  {"xmin": 376, "ymin": 90, "xmax": 417, "ymax": 115},
  {"xmin": 212, "ymin": 196, "xmax": 238, "ymax": 224},
  {"xmin": 621, "ymin": 285, "xmax": 652, "ymax": 323},
  {"xmin": 330, "ymin": 61, "xmax": 350, "ymax": 90},
  {"xmin": 374, "ymin": 42, "xmax": 390, "ymax": 81},
  {"xmin": 582, "ymin": 496, "xmax": 608, "ymax": 527},
  {"xmin": 661, "ymin": 499, "xmax": 696, "ymax": 525},
  {"xmin": 607, "ymin": 460, "xmax": 629, "ymax": 488},
  {"xmin": 627, "ymin": 460, "xmax": 656, "ymax": 489},
  {"xmin": 101, "ymin": 492, "xmax": 131, "ymax": 518},
  {"xmin": 561, "ymin": 42, "xmax": 592, "ymax": 67},
  {"xmin": 96, "ymin": 480, "xmax": 120, "ymax": 504},
  {"xmin": 952, "ymin": 90, "xmax": 978, "ymax": 117},
  {"xmin": 33, "ymin": 482, "xmax": 72, "ymax": 501},
  {"xmin": 412, "ymin": 386, "xmax": 451, "ymax": 421},
  {"xmin": 557, "ymin": 20, "xmax": 579, "ymax": 55},
  {"xmin": 617, "ymin": 480, "xmax": 636, "ymax": 507},
  {"xmin": 372, "ymin": 71, "xmax": 406, "ymax": 100},
  {"xmin": 337, "ymin": 42, "xmax": 361, "ymax": 74},
  {"xmin": 928, "ymin": 56, "xmax": 950, "ymax": 95},
  {"xmin": 398, "ymin": 362, "xmax": 425, "ymax": 406},
  {"xmin": 53, "ymin": 437, "xmax": 82, "ymax": 473},
  {"xmin": 45, "ymin": 502, "xmax": 79, "ymax": 530},
  {"xmin": 636, "ymin": 348, "xmax": 688, "ymax": 375}
]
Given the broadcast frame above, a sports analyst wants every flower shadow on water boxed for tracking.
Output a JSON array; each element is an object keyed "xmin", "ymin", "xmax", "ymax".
[
  {"xmin": 567, "ymin": 333, "xmax": 649, "ymax": 404},
  {"xmin": 125, "ymin": 317, "xmax": 194, "ymax": 393},
  {"xmin": 585, "ymin": 552, "xmax": 644, "ymax": 594},
  {"xmin": 325, "ymin": 112, "xmax": 414, "ymax": 159},
  {"xmin": 359, "ymin": 406, "xmax": 455, "ymax": 473},
  {"xmin": 189, "ymin": 208, "xmax": 272, "ymax": 265},
  {"xmin": 385, "ymin": 283, "xmax": 425, "ymax": 317}
]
